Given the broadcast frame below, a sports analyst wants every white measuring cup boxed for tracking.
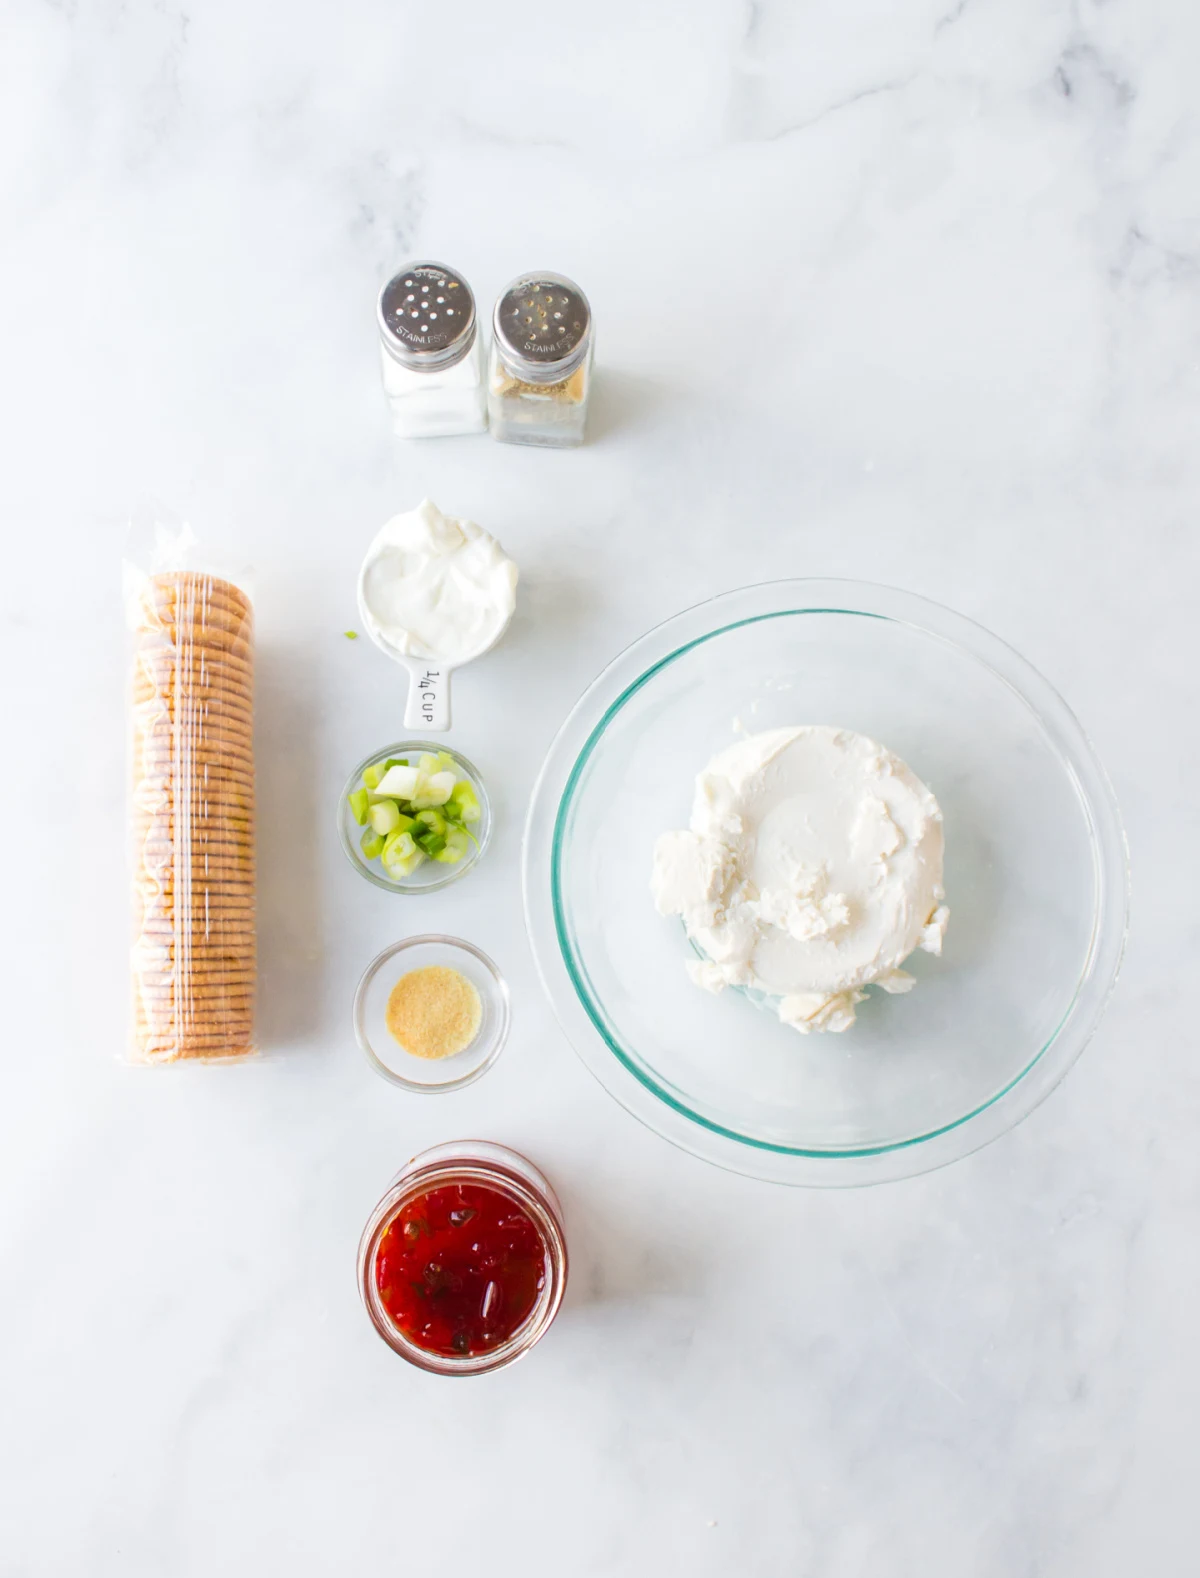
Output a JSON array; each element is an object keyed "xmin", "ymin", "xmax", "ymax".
[{"xmin": 356, "ymin": 570, "xmax": 513, "ymax": 733}]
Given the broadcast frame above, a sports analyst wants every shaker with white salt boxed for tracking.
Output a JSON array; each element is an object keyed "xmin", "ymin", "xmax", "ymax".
[{"xmin": 377, "ymin": 263, "xmax": 488, "ymax": 439}]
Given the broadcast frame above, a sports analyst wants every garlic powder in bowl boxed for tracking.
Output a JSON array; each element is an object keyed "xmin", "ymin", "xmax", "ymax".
[{"xmin": 354, "ymin": 936, "xmax": 510, "ymax": 1093}]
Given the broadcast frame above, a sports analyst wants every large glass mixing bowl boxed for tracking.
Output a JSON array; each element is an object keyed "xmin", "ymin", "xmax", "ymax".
[{"xmin": 523, "ymin": 581, "xmax": 1128, "ymax": 1186}]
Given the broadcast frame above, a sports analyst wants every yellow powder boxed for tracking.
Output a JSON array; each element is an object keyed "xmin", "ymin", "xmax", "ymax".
[
  {"xmin": 490, "ymin": 364, "xmax": 588, "ymax": 404},
  {"xmin": 385, "ymin": 965, "xmax": 482, "ymax": 1061}
]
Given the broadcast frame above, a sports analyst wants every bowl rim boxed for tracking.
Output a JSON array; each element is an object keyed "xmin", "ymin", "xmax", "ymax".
[
  {"xmin": 522, "ymin": 577, "xmax": 1130, "ymax": 1187},
  {"xmin": 337, "ymin": 740, "xmax": 491, "ymax": 894},
  {"xmin": 353, "ymin": 934, "xmax": 511, "ymax": 1093}
]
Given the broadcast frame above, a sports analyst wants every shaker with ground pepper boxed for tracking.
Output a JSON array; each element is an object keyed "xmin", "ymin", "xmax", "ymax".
[{"xmin": 487, "ymin": 271, "xmax": 593, "ymax": 448}]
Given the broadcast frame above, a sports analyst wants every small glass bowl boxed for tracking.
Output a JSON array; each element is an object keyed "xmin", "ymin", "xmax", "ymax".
[
  {"xmin": 358, "ymin": 1141, "xmax": 568, "ymax": 1376},
  {"xmin": 354, "ymin": 935, "xmax": 510, "ymax": 1093},
  {"xmin": 338, "ymin": 740, "xmax": 491, "ymax": 894}
]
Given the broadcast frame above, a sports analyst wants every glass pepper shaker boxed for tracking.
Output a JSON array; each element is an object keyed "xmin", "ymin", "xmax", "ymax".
[
  {"xmin": 377, "ymin": 262, "xmax": 487, "ymax": 439},
  {"xmin": 487, "ymin": 272, "xmax": 593, "ymax": 448}
]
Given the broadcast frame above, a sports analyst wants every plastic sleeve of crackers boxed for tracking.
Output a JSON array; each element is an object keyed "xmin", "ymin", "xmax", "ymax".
[{"xmin": 128, "ymin": 571, "xmax": 257, "ymax": 1063}]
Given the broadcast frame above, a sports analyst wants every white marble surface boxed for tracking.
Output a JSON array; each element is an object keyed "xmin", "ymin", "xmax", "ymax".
[{"xmin": 2, "ymin": 0, "xmax": 1198, "ymax": 1572}]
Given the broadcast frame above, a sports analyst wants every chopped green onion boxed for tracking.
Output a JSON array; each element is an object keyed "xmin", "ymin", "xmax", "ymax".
[
  {"xmin": 369, "ymin": 799, "xmax": 402, "ymax": 836},
  {"xmin": 381, "ymin": 828, "xmax": 424, "ymax": 878},
  {"xmin": 411, "ymin": 770, "xmax": 455, "ymax": 809},
  {"xmin": 449, "ymin": 781, "xmax": 481, "ymax": 824},
  {"xmin": 383, "ymin": 829, "xmax": 416, "ymax": 862},
  {"xmin": 433, "ymin": 826, "xmax": 470, "ymax": 864},
  {"xmin": 375, "ymin": 763, "xmax": 421, "ymax": 800},
  {"xmin": 350, "ymin": 755, "xmax": 479, "ymax": 876}
]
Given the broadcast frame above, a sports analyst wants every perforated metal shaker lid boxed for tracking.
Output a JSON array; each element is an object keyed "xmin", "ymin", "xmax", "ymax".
[
  {"xmin": 378, "ymin": 262, "xmax": 477, "ymax": 370},
  {"xmin": 492, "ymin": 272, "xmax": 591, "ymax": 383}
]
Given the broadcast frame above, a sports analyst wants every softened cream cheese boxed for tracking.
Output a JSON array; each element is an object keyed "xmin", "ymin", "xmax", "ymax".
[{"xmin": 651, "ymin": 726, "xmax": 949, "ymax": 1034}]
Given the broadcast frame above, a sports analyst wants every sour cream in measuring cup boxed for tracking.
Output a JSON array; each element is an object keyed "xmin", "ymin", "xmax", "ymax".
[{"xmin": 357, "ymin": 498, "xmax": 518, "ymax": 731}]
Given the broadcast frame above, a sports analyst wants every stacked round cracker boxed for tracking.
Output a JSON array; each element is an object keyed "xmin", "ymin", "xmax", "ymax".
[{"xmin": 131, "ymin": 571, "xmax": 256, "ymax": 1062}]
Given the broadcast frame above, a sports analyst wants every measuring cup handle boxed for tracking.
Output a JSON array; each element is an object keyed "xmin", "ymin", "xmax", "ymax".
[{"xmin": 403, "ymin": 662, "xmax": 451, "ymax": 732}]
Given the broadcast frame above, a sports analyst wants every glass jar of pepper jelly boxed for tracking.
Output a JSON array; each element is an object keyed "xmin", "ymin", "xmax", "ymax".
[{"xmin": 357, "ymin": 1141, "xmax": 568, "ymax": 1375}]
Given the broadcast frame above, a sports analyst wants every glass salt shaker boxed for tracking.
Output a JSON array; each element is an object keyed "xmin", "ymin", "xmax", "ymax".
[
  {"xmin": 377, "ymin": 262, "xmax": 487, "ymax": 438},
  {"xmin": 488, "ymin": 272, "xmax": 593, "ymax": 448}
]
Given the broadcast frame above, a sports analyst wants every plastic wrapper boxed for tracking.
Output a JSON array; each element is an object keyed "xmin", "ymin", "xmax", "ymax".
[{"xmin": 127, "ymin": 554, "xmax": 257, "ymax": 1063}]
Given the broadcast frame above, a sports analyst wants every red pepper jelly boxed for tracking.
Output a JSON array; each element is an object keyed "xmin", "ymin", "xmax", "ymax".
[
  {"xmin": 359, "ymin": 1142, "xmax": 568, "ymax": 1375},
  {"xmin": 375, "ymin": 1183, "xmax": 546, "ymax": 1357}
]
